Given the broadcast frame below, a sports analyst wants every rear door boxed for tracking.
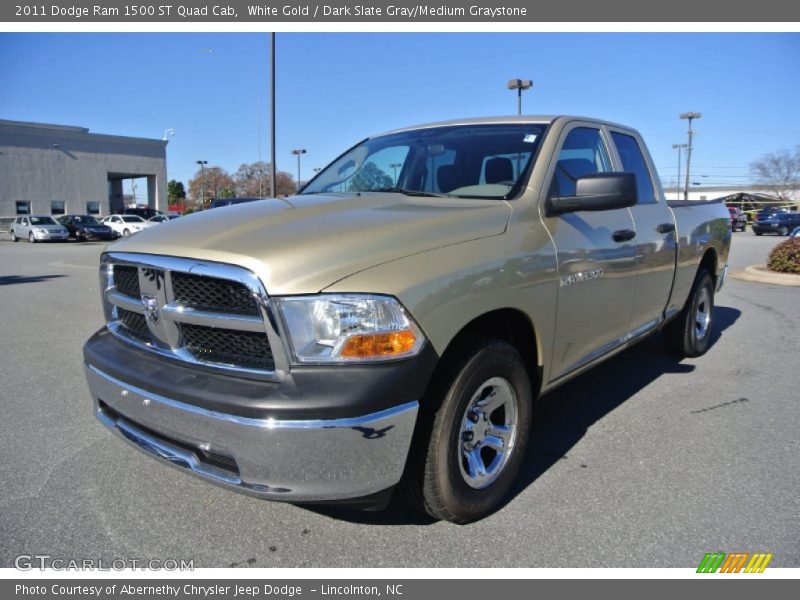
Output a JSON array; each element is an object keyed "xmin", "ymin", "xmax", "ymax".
[
  {"xmin": 608, "ymin": 128, "xmax": 677, "ymax": 331},
  {"xmin": 541, "ymin": 122, "xmax": 638, "ymax": 381}
]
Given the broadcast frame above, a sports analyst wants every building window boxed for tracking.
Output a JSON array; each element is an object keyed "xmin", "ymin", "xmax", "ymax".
[
  {"xmin": 16, "ymin": 201, "xmax": 31, "ymax": 215},
  {"xmin": 86, "ymin": 201, "xmax": 100, "ymax": 215},
  {"xmin": 51, "ymin": 200, "xmax": 66, "ymax": 215}
]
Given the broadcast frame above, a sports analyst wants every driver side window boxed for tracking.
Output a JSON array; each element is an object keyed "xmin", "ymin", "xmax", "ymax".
[{"xmin": 549, "ymin": 127, "xmax": 612, "ymax": 198}]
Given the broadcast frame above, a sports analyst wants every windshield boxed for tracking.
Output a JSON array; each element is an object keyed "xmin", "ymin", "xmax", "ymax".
[
  {"xmin": 75, "ymin": 216, "xmax": 100, "ymax": 225},
  {"xmin": 30, "ymin": 217, "xmax": 57, "ymax": 225},
  {"xmin": 121, "ymin": 216, "xmax": 145, "ymax": 223},
  {"xmin": 301, "ymin": 123, "xmax": 548, "ymax": 199}
]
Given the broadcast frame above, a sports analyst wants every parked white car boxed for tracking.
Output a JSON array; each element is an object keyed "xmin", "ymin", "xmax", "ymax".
[
  {"xmin": 148, "ymin": 214, "xmax": 180, "ymax": 224},
  {"xmin": 10, "ymin": 215, "xmax": 69, "ymax": 242},
  {"xmin": 102, "ymin": 215, "xmax": 152, "ymax": 237}
]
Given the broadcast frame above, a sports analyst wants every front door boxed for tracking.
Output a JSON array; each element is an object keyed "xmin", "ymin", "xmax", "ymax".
[{"xmin": 541, "ymin": 123, "xmax": 638, "ymax": 382}]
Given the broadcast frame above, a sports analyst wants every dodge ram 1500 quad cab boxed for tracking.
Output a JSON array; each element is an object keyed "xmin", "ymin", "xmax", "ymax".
[{"xmin": 84, "ymin": 116, "xmax": 731, "ymax": 523}]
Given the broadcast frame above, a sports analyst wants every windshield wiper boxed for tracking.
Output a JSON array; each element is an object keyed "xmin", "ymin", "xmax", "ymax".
[{"xmin": 372, "ymin": 187, "xmax": 447, "ymax": 198}]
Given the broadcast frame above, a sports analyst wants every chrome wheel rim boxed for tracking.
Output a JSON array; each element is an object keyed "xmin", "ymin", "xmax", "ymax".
[
  {"xmin": 458, "ymin": 377, "xmax": 518, "ymax": 489},
  {"xmin": 695, "ymin": 286, "xmax": 711, "ymax": 340}
]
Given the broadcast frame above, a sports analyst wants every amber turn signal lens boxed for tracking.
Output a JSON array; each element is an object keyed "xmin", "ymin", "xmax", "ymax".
[{"xmin": 340, "ymin": 330, "xmax": 417, "ymax": 358}]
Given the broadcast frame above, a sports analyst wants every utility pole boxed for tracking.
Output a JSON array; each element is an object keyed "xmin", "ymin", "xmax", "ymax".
[
  {"xmin": 270, "ymin": 33, "xmax": 277, "ymax": 198},
  {"xmin": 680, "ymin": 112, "xmax": 701, "ymax": 201},
  {"xmin": 672, "ymin": 143, "xmax": 687, "ymax": 201},
  {"xmin": 292, "ymin": 149, "xmax": 307, "ymax": 192},
  {"xmin": 196, "ymin": 160, "xmax": 208, "ymax": 207}
]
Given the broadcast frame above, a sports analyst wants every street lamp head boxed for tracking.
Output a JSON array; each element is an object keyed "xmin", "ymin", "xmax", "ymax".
[
  {"xmin": 196, "ymin": 160, "xmax": 208, "ymax": 165},
  {"xmin": 507, "ymin": 78, "xmax": 533, "ymax": 91},
  {"xmin": 291, "ymin": 149, "xmax": 307, "ymax": 156},
  {"xmin": 680, "ymin": 112, "xmax": 702, "ymax": 120},
  {"xmin": 672, "ymin": 143, "xmax": 688, "ymax": 149}
]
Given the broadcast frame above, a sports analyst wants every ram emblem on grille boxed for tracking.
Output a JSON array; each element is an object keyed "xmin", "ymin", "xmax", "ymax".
[{"xmin": 141, "ymin": 294, "xmax": 160, "ymax": 326}]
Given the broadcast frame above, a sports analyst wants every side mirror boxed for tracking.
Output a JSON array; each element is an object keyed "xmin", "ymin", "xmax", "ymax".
[{"xmin": 547, "ymin": 172, "xmax": 638, "ymax": 216}]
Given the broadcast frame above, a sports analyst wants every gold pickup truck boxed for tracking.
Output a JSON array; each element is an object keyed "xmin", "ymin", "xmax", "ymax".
[{"xmin": 83, "ymin": 116, "xmax": 731, "ymax": 523}]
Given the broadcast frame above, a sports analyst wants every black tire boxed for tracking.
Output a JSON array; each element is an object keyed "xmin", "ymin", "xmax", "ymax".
[
  {"xmin": 779, "ymin": 226, "xmax": 789, "ymax": 236},
  {"xmin": 28, "ymin": 232, "xmax": 35, "ymax": 243},
  {"xmin": 10, "ymin": 230, "xmax": 17, "ymax": 242},
  {"xmin": 399, "ymin": 336, "xmax": 533, "ymax": 523},
  {"xmin": 122, "ymin": 228, "xmax": 131, "ymax": 237},
  {"xmin": 754, "ymin": 231, "xmax": 762, "ymax": 236},
  {"xmin": 663, "ymin": 269, "xmax": 715, "ymax": 358}
]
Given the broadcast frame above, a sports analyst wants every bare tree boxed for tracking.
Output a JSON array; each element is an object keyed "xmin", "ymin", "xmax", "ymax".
[
  {"xmin": 188, "ymin": 166, "xmax": 236, "ymax": 206},
  {"xmin": 234, "ymin": 161, "xmax": 297, "ymax": 197},
  {"xmin": 750, "ymin": 145, "xmax": 800, "ymax": 203}
]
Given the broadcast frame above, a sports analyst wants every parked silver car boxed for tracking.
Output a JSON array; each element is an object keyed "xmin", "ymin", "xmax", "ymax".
[{"xmin": 10, "ymin": 215, "xmax": 69, "ymax": 242}]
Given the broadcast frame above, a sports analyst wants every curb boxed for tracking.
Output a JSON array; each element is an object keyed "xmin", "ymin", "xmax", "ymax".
[{"xmin": 729, "ymin": 264, "xmax": 800, "ymax": 287}]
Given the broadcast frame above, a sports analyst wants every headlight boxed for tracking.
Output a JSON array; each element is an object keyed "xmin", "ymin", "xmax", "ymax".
[
  {"xmin": 36, "ymin": 228, "xmax": 48, "ymax": 234},
  {"xmin": 274, "ymin": 294, "xmax": 425, "ymax": 363}
]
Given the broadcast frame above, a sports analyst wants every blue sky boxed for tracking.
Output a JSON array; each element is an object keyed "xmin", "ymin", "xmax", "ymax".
[{"xmin": 1, "ymin": 33, "xmax": 798, "ymax": 192}]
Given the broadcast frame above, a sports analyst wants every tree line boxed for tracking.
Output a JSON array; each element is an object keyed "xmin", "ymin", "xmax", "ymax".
[{"xmin": 168, "ymin": 161, "xmax": 300, "ymax": 210}]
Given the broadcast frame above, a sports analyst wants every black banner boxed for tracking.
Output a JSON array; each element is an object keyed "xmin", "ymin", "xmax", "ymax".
[
  {"xmin": 4, "ymin": 0, "xmax": 800, "ymax": 22},
  {"xmin": 4, "ymin": 579, "xmax": 798, "ymax": 600}
]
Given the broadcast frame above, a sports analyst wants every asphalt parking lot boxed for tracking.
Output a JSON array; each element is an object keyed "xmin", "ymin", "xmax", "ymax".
[{"xmin": 1, "ymin": 232, "xmax": 798, "ymax": 568}]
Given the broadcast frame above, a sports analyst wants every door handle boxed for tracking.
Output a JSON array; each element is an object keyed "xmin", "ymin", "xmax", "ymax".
[
  {"xmin": 656, "ymin": 222, "xmax": 675, "ymax": 234},
  {"xmin": 612, "ymin": 229, "xmax": 636, "ymax": 242}
]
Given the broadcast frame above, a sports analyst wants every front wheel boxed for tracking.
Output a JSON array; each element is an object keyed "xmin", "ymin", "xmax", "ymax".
[
  {"xmin": 10, "ymin": 230, "xmax": 17, "ymax": 242},
  {"xmin": 754, "ymin": 231, "xmax": 762, "ymax": 236},
  {"xmin": 779, "ymin": 226, "xmax": 789, "ymax": 236},
  {"xmin": 399, "ymin": 337, "xmax": 533, "ymax": 523},
  {"xmin": 663, "ymin": 269, "xmax": 715, "ymax": 358},
  {"xmin": 28, "ymin": 232, "xmax": 36, "ymax": 243}
]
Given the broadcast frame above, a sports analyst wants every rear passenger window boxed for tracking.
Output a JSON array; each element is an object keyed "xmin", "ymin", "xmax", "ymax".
[{"xmin": 611, "ymin": 132, "xmax": 656, "ymax": 204}]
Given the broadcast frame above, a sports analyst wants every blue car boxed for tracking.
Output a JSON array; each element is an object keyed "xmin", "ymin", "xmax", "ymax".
[{"xmin": 752, "ymin": 211, "xmax": 800, "ymax": 236}]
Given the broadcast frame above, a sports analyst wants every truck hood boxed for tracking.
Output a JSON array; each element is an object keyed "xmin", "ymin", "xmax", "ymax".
[{"xmin": 109, "ymin": 193, "xmax": 512, "ymax": 294}]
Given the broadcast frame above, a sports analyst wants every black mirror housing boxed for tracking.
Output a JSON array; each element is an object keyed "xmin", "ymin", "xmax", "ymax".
[{"xmin": 547, "ymin": 173, "xmax": 638, "ymax": 216}]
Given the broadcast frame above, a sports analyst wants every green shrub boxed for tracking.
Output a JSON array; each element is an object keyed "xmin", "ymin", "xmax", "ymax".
[{"xmin": 767, "ymin": 237, "xmax": 800, "ymax": 274}]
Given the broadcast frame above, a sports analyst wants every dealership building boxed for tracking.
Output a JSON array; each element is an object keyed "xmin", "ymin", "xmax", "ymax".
[{"xmin": 0, "ymin": 119, "xmax": 167, "ymax": 226}]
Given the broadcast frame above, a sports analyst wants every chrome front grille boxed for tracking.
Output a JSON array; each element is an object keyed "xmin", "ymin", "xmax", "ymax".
[{"xmin": 100, "ymin": 253, "xmax": 284, "ymax": 378}]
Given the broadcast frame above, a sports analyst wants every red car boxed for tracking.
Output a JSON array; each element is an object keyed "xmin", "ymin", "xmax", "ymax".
[{"xmin": 727, "ymin": 206, "xmax": 747, "ymax": 232}]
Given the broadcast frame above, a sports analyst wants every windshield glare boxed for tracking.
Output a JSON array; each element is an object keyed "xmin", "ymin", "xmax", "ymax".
[
  {"xmin": 302, "ymin": 124, "xmax": 547, "ymax": 199},
  {"xmin": 30, "ymin": 217, "xmax": 57, "ymax": 225}
]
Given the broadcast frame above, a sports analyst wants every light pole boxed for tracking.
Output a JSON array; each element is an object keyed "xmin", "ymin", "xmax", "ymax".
[
  {"xmin": 389, "ymin": 163, "xmax": 402, "ymax": 186},
  {"xmin": 680, "ymin": 112, "xmax": 701, "ymax": 200},
  {"xmin": 292, "ymin": 149, "xmax": 306, "ymax": 192},
  {"xmin": 672, "ymin": 143, "xmax": 687, "ymax": 201},
  {"xmin": 196, "ymin": 160, "xmax": 208, "ymax": 207},
  {"xmin": 507, "ymin": 78, "xmax": 533, "ymax": 115}
]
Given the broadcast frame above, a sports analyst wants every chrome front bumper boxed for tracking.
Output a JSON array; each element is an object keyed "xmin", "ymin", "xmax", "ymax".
[{"xmin": 85, "ymin": 364, "xmax": 419, "ymax": 502}]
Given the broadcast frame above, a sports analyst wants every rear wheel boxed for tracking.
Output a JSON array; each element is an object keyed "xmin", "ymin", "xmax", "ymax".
[
  {"xmin": 399, "ymin": 336, "xmax": 533, "ymax": 523},
  {"xmin": 122, "ymin": 228, "xmax": 131, "ymax": 237},
  {"xmin": 663, "ymin": 269, "xmax": 715, "ymax": 358},
  {"xmin": 779, "ymin": 226, "xmax": 789, "ymax": 236}
]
